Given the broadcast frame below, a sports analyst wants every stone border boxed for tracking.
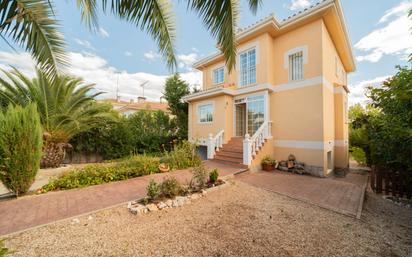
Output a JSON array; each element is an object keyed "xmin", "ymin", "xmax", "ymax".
[{"xmin": 127, "ymin": 181, "xmax": 229, "ymax": 215}]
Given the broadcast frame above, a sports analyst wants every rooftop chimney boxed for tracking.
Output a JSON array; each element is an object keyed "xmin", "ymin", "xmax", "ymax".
[{"xmin": 137, "ymin": 96, "xmax": 146, "ymax": 103}]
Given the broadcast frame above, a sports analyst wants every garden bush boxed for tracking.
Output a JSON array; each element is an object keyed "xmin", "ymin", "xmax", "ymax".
[
  {"xmin": 147, "ymin": 179, "xmax": 160, "ymax": 200},
  {"xmin": 209, "ymin": 169, "xmax": 219, "ymax": 183},
  {"xmin": 191, "ymin": 164, "xmax": 208, "ymax": 190},
  {"xmin": 163, "ymin": 140, "xmax": 201, "ymax": 169},
  {"xmin": 0, "ymin": 104, "xmax": 42, "ymax": 195},
  {"xmin": 160, "ymin": 176, "xmax": 182, "ymax": 198}
]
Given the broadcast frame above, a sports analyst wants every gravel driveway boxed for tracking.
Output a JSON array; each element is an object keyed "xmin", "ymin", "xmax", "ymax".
[{"xmin": 3, "ymin": 181, "xmax": 411, "ymax": 257}]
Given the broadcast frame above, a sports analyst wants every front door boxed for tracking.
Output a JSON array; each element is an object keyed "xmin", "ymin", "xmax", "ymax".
[{"xmin": 235, "ymin": 103, "xmax": 246, "ymax": 137}]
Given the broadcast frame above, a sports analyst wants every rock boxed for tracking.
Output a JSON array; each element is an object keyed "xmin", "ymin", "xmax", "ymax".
[
  {"xmin": 201, "ymin": 189, "xmax": 207, "ymax": 196},
  {"xmin": 71, "ymin": 218, "xmax": 80, "ymax": 224},
  {"xmin": 172, "ymin": 199, "xmax": 181, "ymax": 207},
  {"xmin": 157, "ymin": 202, "xmax": 167, "ymax": 210},
  {"xmin": 175, "ymin": 196, "xmax": 187, "ymax": 205},
  {"xmin": 146, "ymin": 203, "xmax": 158, "ymax": 212},
  {"xmin": 129, "ymin": 204, "xmax": 148, "ymax": 215},
  {"xmin": 88, "ymin": 215, "xmax": 93, "ymax": 220},
  {"xmin": 165, "ymin": 199, "xmax": 173, "ymax": 207},
  {"xmin": 278, "ymin": 166, "xmax": 288, "ymax": 171},
  {"xmin": 189, "ymin": 193, "xmax": 201, "ymax": 200}
]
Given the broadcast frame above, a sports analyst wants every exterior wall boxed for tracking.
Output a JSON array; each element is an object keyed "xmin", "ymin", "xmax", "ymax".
[
  {"xmin": 250, "ymin": 139, "xmax": 274, "ymax": 172},
  {"xmin": 188, "ymin": 95, "xmax": 234, "ymax": 143}
]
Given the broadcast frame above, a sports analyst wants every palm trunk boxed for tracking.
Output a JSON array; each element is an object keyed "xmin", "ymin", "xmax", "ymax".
[{"xmin": 40, "ymin": 142, "xmax": 66, "ymax": 168}]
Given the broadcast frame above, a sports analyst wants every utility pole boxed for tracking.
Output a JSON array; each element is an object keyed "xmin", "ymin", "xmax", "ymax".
[{"xmin": 140, "ymin": 80, "xmax": 149, "ymax": 98}]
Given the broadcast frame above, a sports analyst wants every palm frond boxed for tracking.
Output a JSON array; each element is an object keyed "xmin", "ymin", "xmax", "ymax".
[
  {"xmin": 246, "ymin": 0, "xmax": 262, "ymax": 14},
  {"xmin": 76, "ymin": 0, "xmax": 99, "ymax": 31},
  {"xmin": 0, "ymin": 0, "xmax": 67, "ymax": 80},
  {"xmin": 105, "ymin": 0, "xmax": 176, "ymax": 69},
  {"xmin": 187, "ymin": 0, "xmax": 240, "ymax": 72}
]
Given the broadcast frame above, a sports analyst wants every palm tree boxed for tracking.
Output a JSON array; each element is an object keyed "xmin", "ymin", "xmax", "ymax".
[
  {"xmin": 0, "ymin": 0, "xmax": 262, "ymax": 79},
  {"xmin": 0, "ymin": 67, "xmax": 117, "ymax": 168}
]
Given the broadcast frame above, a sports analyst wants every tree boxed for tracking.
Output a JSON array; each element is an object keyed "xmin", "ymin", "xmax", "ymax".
[
  {"xmin": 0, "ymin": 103, "xmax": 42, "ymax": 195},
  {"xmin": 0, "ymin": 68, "xmax": 117, "ymax": 168},
  {"xmin": 0, "ymin": 0, "xmax": 262, "ymax": 78},
  {"xmin": 163, "ymin": 74, "xmax": 190, "ymax": 139}
]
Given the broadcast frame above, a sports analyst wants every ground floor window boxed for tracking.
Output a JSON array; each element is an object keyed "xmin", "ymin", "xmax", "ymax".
[{"xmin": 198, "ymin": 103, "xmax": 213, "ymax": 123}]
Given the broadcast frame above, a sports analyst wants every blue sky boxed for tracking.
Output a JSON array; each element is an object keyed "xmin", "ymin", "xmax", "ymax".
[{"xmin": 0, "ymin": 0, "xmax": 411, "ymax": 105}]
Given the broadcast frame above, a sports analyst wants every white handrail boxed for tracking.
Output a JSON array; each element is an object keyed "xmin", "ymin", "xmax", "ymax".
[
  {"xmin": 243, "ymin": 121, "xmax": 272, "ymax": 165},
  {"xmin": 206, "ymin": 130, "xmax": 224, "ymax": 159}
]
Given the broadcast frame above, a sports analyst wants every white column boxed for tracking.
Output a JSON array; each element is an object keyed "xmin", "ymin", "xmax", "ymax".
[
  {"xmin": 206, "ymin": 133, "xmax": 215, "ymax": 159},
  {"xmin": 243, "ymin": 133, "xmax": 252, "ymax": 165}
]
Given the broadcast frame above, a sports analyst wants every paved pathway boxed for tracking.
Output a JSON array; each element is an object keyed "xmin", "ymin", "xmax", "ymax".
[
  {"xmin": 0, "ymin": 161, "xmax": 245, "ymax": 236},
  {"xmin": 235, "ymin": 170, "xmax": 368, "ymax": 218}
]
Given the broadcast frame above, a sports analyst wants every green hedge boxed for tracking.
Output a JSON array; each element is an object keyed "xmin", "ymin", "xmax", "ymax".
[{"xmin": 0, "ymin": 104, "xmax": 42, "ymax": 195}]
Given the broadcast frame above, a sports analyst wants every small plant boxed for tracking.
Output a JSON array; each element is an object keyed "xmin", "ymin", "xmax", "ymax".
[
  {"xmin": 0, "ymin": 104, "xmax": 42, "ymax": 196},
  {"xmin": 261, "ymin": 155, "xmax": 275, "ymax": 171},
  {"xmin": 146, "ymin": 179, "xmax": 160, "ymax": 200},
  {"xmin": 209, "ymin": 169, "xmax": 219, "ymax": 183},
  {"xmin": 191, "ymin": 164, "xmax": 208, "ymax": 190},
  {"xmin": 160, "ymin": 176, "xmax": 182, "ymax": 198},
  {"xmin": 163, "ymin": 141, "xmax": 202, "ymax": 169}
]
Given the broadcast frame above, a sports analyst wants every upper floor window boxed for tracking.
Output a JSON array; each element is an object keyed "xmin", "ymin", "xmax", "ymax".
[
  {"xmin": 198, "ymin": 103, "xmax": 213, "ymax": 123},
  {"xmin": 213, "ymin": 67, "xmax": 224, "ymax": 84},
  {"xmin": 289, "ymin": 51, "xmax": 303, "ymax": 81},
  {"xmin": 240, "ymin": 48, "xmax": 256, "ymax": 86}
]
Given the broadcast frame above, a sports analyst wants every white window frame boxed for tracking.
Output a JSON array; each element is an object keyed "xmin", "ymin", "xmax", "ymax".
[
  {"xmin": 284, "ymin": 46, "xmax": 308, "ymax": 82},
  {"xmin": 212, "ymin": 66, "xmax": 224, "ymax": 85},
  {"xmin": 238, "ymin": 45, "xmax": 258, "ymax": 87},
  {"xmin": 197, "ymin": 102, "xmax": 214, "ymax": 124}
]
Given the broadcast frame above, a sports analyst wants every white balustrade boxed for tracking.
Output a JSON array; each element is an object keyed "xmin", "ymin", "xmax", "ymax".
[
  {"xmin": 243, "ymin": 121, "xmax": 272, "ymax": 165},
  {"xmin": 206, "ymin": 130, "xmax": 224, "ymax": 159}
]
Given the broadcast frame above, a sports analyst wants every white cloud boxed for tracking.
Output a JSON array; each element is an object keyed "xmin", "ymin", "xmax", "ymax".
[
  {"xmin": 124, "ymin": 51, "xmax": 132, "ymax": 56},
  {"xmin": 379, "ymin": 1, "xmax": 412, "ymax": 24},
  {"xmin": 0, "ymin": 51, "xmax": 202, "ymax": 102},
  {"xmin": 143, "ymin": 50, "xmax": 161, "ymax": 61},
  {"xmin": 74, "ymin": 38, "xmax": 95, "ymax": 51},
  {"xmin": 355, "ymin": 2, "xmax": 412, "ymax": 63},
  {"xmin": 287, "ymin": 0, "xmax": 312, "ymax": 11},
  {"xmin": 98, "ymin": 27, "xmax": 110, "ymax": 38},
  {"xmin": 177, "ymin": 53, "xmax": 198, "ymax": 71},
  {"xmin": 348, "ymin": 75, "xmax": 391, "ymax": 106}
]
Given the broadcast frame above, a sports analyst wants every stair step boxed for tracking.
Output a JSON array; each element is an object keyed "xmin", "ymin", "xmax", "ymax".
[
  {"xmin": 220, "ymin": 147, "xmax": 243, "ymax": 153},
  {"xmin": 211, "ymin": 159, "xmax": 247, "ymax": 168},
  {"xmin": 214, "ymin": 155, "xmax": 243, "ymax": 163},
  {"xmin": 215, "ymin": 151, "xmax": 243, "ymax": 158}
]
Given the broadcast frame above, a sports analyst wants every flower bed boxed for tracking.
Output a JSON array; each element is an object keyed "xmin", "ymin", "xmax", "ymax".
[
  {"xmin": 127, "ymin": 166, "xmax": 225, "ymax": 215},
  {"xmin": 39, "ymin": 142, "xmax": 201, "ymax": 193}
]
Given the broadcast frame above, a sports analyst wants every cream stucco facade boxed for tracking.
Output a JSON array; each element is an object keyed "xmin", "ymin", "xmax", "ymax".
[{"xmin": 183, "ymin": 0, "xmax": 354, "ymax": 177}]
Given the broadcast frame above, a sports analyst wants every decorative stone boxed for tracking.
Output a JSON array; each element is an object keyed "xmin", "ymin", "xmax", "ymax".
[
  {"xmin": 172, "ymin": 199, "xmax": 180, "ymax": 207},
  {"xmin": 88, "ymin": 215, "xmax": 93, "ymax": 220},
  {"xmin": 175, "ymin": 196, "xmax": 186, "ymax": 205},
  {"xmin": 189, "ymin": 193, "xmax": 200, "ymax": 200},
  {"xmin": 157, "ymin": 202, "xmax": 167, "ymax": 210},
  {"xmin": 130, "ymin": 204, "xmax": 147, "ymax": 215},
  {"xmin": 165, "ymin": 199, "xmax": 173, "ymax": 207},
  {"xmin": 146, "ymin": 203, "xmax": 158, "ymax": 212},
  {"xmin": 201, "ymin": 189, "xmax": 207, "ymax": 196}
]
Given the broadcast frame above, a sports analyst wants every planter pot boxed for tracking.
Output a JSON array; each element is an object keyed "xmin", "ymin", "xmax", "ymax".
[
  {"xmin": 262, "ymin": 164, "xmax": 274, "ymax": 171},
  {"xmin": 158, "ymin": 163, "xmax": 170, "ymax": 173}
]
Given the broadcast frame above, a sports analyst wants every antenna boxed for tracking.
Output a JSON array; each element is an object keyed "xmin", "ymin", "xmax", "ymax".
[
  {"xmin": 116, "ymin": 73, "xmax": 120, "ymax": 101},
  {"xmin": 140, "ymin": 80, "xmax": 149, "ymax": 98}
]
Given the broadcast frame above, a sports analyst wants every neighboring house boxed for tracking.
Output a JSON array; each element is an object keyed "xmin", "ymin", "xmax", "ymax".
[
  {"xmin": 183, "ymin": 0, "xmax": 355, "ymax": 176},
  {"xmin": 104, "ymin": 97, "xmax": 170, "ymax": 117}
]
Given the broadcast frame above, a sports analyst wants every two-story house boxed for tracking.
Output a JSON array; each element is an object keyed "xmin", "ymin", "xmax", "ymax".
[{"xmin": 183, "ymin": 0, "xmax": 355, "ymax": 177}]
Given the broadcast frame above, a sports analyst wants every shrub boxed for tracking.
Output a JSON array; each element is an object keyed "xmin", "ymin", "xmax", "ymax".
[
  {"xmin": 160, "ymin": 176, "xmax": 182, "ymax": 198},
  {"xmin": 41, "ymin": 155, "xmax": 160, "ymax": 192},
  {"xmin": 163, "ymin": 141, "xmax": 201, "ymax": 169},
  {"xmin": 191, "ymin": 164, "xmax": 208, "ymax": 190},
  {"xmin": 261, "ymin": 156, "xmax": 273, "ymax": 165},
  {"xmin": 0, "ymin": 104, "xmax": 42, "ymax": 195},
  {"xmin": 0, "ymin": 239, "xmax": 8, "ymax": 257},
  {"xmin": 209, "ymin": 169, "xmax": 219, "ymax": 183},
  {"xmin": 350, "ymin": 146, "xmax": 366, "ymax": 165},
  {"xmin": 147, "ymin": 179, "xmax": 160, "ymax": 200}
]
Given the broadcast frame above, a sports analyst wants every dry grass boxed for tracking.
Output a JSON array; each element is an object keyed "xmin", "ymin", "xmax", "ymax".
[{"xmin": 4, "ymin": 181, "xmax": 412, "ymax": 257}]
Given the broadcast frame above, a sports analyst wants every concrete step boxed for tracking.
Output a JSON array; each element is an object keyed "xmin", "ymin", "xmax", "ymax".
[
  {"xmin": 219, "ymin": 147, "xmax": 243, "ymax": 153},
  {"xmin": 210, "ymin": 159, "xmax": 247, "ymax": 168},
  {"xmin": 214, "ymin": 155, "xmax": 243, "ymax": 163},
  {"xmin": 215, "ymin": 151, "xmax": 243, "ymax": 158}
]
